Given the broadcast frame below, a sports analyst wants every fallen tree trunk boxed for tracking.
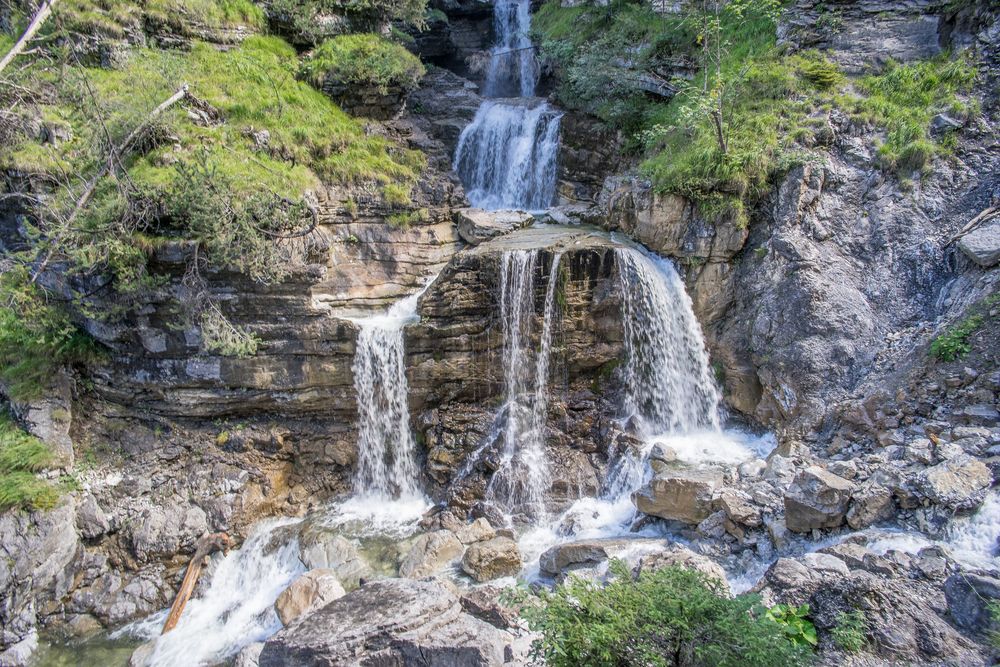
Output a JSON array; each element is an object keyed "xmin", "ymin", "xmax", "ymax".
[
  {"xmin": 0, "ymin": 0, "xmax": 59, "ymax": 75},
  {"xmin": 161, "ymin": 532, "xmax": 231, "ymax": 635}
]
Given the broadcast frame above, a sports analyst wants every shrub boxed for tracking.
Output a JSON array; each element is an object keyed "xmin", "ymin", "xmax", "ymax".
[
  {"xmin": 765, "ymin": 603, "xmax": 818, "ymax": 648},
  {"xmin": 512, "ymin": 560, "xmax": 813, "ymax": 666},
  {"xmin": 301, "ymin": 34, "xmax": 426, "ymax": 95},
  {"xmin": 831, "ymin": 610, "xmax": 867, "ymax": 653},
  {"xmin": 0, "ymin": 410, "xmax": 60, "ymax": 512},
  {"xmin": 268, "ymin": 0, "xmax": 427, "ymax": 43},
  {"xmin": 929, "ymin": 292, "xmax": 998, "ymax": 361}
]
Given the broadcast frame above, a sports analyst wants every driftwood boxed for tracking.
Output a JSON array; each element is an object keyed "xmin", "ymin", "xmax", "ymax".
[
  {"xmin": 0, "ymin": 0, "xmax": 59, "ymax": 75},
  {"xmin": 161, "ymin": 532, "xmax": 231, "ymax": 635},
  {"xmin": 947, "ymin": 206, "xmax": 1000, "ymax": 246}
]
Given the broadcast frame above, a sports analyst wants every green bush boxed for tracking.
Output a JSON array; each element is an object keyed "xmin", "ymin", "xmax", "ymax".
[
  {"xmin": 765, "ymin": 603, "xmax": 818, "ymax": 648},
  {"xmin": 512, "ymin": 560, "xmax": 813, "ymax": 666},
  {"xmin": 301, "ymin": 34, "xmax": 426, "ymax": 94},
  {"xmin": 831, "ymin": 610, "xmax": 867, "ymax": 653},
  {"xmin": 0, "ymin": 410, "xmax": 60, "ymax": 512},
  {"xmin": 268, "ymin": 0, "xmax": 427, "ymax": 44}
]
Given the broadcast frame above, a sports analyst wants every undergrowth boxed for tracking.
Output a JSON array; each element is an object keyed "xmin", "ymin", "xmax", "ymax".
[
  {"xmin": 0, "ymin": 410, "xmax": 60, "ymax": 512},
  {"xmin": 929, "ymin": 292, "xmax": 999, "ymax": 361},
  {"xmin": 300, "ymin": 33, "xmax": 426, "ymax": 94}
]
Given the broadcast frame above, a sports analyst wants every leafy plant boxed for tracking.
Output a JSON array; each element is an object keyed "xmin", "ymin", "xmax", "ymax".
[
  {"xmin": 764, "ymin": 603, "xmax": 818, "ymax": 648},
  {"xmin": 511, "ymin": 560, "xmax": 813, "ymax": 666},
  {"xmin": 929, "ymin": 292, "xmax": 998, "ymax": 361},
  {"xmin": 300, "ymin": 33, "xmax": 426, "ymax": 95},
  {"xmin": 831, "ymin": 610, "xmax": 867, "ymax": 653}
]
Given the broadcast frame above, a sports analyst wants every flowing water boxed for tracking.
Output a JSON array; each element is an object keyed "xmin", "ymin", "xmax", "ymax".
[
  {"xmin": 487, "ymin": 250, "xmax": 562, "ymax": 520},
  {"xmin": 453, "ymin": 0, "xmax": 561, "ymax": 211}
]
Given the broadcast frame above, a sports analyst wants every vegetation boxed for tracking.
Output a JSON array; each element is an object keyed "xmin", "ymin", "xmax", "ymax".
[
  {"xmin": 0, "ymin": 410, "xmax": 60, "ymax": 512},
  {"xmin": 831, "ymin": 610, "xmax": 868, "ymax": 653},
  {"xmin": 49, "ymin": 0, "xmax": 267, "ymax": 38},
  {"xmin": 929, "ymin": 292, "xmax": 999, "ymax": 361},
  {"xmin": 301, "ymin": 33, "xmax": 426, "ymax": 94},
  {"xmin": 510, "ymin": 560, "xmax": 813, "ymax": 666},
  {"xmin": 765, "ymin": 603, "xmax": 818, "ymax": 649},
  {"xmin": 268, "ymin": 0, "xmax": 428, "ymax": 44}
]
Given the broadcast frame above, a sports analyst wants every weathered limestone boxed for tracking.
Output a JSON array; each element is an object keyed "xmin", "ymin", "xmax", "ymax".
[
  {"xmin": 399, "ymin": 530, "xmax": 465, "ymax": 578},
  {"xmin": 916, "ymin": 454, "xmax": 992, "ymax": 512},
  {"xmin": 461, "ymin": 536, "xmax": 522, "ymax": 582},
  {"xmin": 957, "ymin": 215, "xmax": 1000, "ymax": 267},
  {"xmin": 274, "ymin": 569, "xmax": 346, "ymax": 626},
  {"xmin": 453, "ymin": 208, "xmax": 532, "ymax": 246},
  {"xmin": 632, "ymin": 468, "xmax": 724, "ymax": 524},
  {"xmin": 783, "ymin": 466, "xmax": 854, "ymax": 533}
]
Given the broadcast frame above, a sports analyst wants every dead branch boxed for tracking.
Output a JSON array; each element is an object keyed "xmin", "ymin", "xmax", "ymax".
[
  {"xmin": 0, "ymin": 0, "xmax": 59, "ymax": 75},
  {"xmin": 947, "ymin": 206, "xmax": 999, "ymax": 246},
  {"xmin": 161, "ymin": 532, "xmax": 231, "ymax": 634}
]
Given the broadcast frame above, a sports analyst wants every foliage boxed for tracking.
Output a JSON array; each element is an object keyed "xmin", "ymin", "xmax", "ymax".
[
  {"xmin": 511, "ymin": 560, "xmax": 813, "ymax": 666},
  {"xmin": 831, "ymin": 610, "xmax": 867, "ymax": 653},
  {"xmin": 0, "ymin": 267, "xmax": 99, "ymax": 402},
  {"xmin": 853, "ymin": 55, "xmax": 976, "ymax": 174},
  {"xmin": 50, "ymin": 0, "xmax": 267, "ymax": 38},
  {"xmin": 929, "ymin": 292, "xmax": 998, "ymax": 361},
  {"xmin": 301, "ymin": 33, "xmax": 426, "ymax": 94},
  {"xmin": 987, "ymin": 600, "xmax": 1000, "ymax": 649},
  {"xmin": 0, "ymin": 410, "xmax": 60, "ymax": 512},
  {"xmin": 269, "ymin": 0, "xmax": 427, "ymax": 43},
  {"xmin": 765, "ymin": 603, "xmax": 818, "ymax": 648}
]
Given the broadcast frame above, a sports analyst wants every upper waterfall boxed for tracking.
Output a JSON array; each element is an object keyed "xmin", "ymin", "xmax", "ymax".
[{"xmin": 484, "ymin": 0, "xmax": 539, "ymax": 97}]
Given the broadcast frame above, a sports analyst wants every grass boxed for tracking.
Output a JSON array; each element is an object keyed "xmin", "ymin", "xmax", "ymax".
[
  {"xmin": 0, "ymin": 410, "xmax": 60, "ymax": 512},
  {"xmin": 300, "ymin": 33, "xmax": 426, "ymax": 95},
  {"xmin": 929, "ymin": 292, "xmax": 999, "ymax": 361},
  {"xmin": 50, "ymin": 0, "xmax": 267, "ymax": 39}
]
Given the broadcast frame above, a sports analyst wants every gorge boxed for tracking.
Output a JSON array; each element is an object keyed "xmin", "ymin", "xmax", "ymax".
[{"xmin": 1, "ymin": 0, "xmax": 999, "ymax": 666}]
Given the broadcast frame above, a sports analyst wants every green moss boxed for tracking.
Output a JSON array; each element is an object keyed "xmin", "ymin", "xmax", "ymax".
[
  {"xmin": 0, "ymin": 411, "xmax": 60, "ymax": 512},
  {"xmin": 51, "ymin": 0, "xmax": 266, "ymax": 38},
  {"xmin": 300, "ymin": 33, "xmax": 426, "ymax": 95}
]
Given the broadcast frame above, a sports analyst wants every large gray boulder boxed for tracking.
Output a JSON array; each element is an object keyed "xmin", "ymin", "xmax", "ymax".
[
  {"xmin": 461, "ymin": 536, "xmax": 521, "ymax": 582},
  {"xmin": 958, "ymin": 215, "xmax": 1000, "ymax": 267},
  {"xmin": 274, "ymin": 569, "xmax": 346, "ymax": 627},
  {"xmin": 632, "ymin": 468, "xmax": 723, "ymax": 524},
  {"xmin": 399, "ymin": 530, "xmax": 465, "ymax": 579},
  {"xmin": 783, "ymin": 466, "xmax": 854, "ymax": 532},
  {"xmin": 258, "ymin": 579, "xmax": 519, "ymax": 667},
  {"xmin": 917, "ymin": 454, "xmax": 992, "ymax": 512},
  {"xmin": 297, "ymin": 528, "xmax": 370, "ymax": 588}
]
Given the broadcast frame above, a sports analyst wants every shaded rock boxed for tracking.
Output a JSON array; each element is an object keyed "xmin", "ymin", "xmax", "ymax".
[
  {"xmin": 461, "ymin": 537, "xmax": 521, "ymax": 582},
  {"xmin": 454, "ymin": 208, "xmax": 532, "ymax": 246},
  {"xmin": 917, "ymin": 454, "xmax": 991, "ymax": 512},
  {"xmin": 634, "ymin": 544, "xmax": 730, "ymax": 594},
  {"xmin": 124, "ymin": 503, "xmax": 208, "ymax": 563},
  {"xmin": 297, "ymin": 529, "xmax": 369, "ymax": 588},
  {"xmin": 460, "ymin": 586, "xmax": 519, "ymax": 629},
  {"xmin": 258, "ymin": 578, "xmax": 517, "ymax": 667},
  {"xmin": 846, "ymin": 482, "xmax": 896, "ymax": 530},
  {"xmin": 944, "ymin": 573, "xmax": 1000, "ymax": 632},
  {"xmin": 539, "ymin": 538, "xmax": 667, "ymax": 577},
  {"xmin": 399, "ymin": 530, "xmax": 465, "ymax": 578},
  {"xmin": 958, "ymin": 215, "xmax": 1000, "ymax": 268},
  {"xmin": 76, "ymin": 493, "xmax": 110, "ymax": 539},
  {"xmin": 632, "ymin": 467, "xmax": 723, "ymax": 524},
  {"xmin": 783, "ymin": 466, "xmax": 853, "ymax": 533},
  {"xmin": 274, "ymin": 569, "xmax": 346, "ymax": 627}
]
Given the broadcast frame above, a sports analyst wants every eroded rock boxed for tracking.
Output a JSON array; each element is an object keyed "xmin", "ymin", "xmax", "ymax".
[
  {"xmin": 783, "ymin": 466, "xmax": 854, "ymax": 532},
  {"xmin": 632, "ymin": 467, "xmax": 723, "ymax": 524},
  {"xmin": 274, "ymin": 569, "xmax": 345, "ymax": 627},
  {"xmin": 461, "ymin": 536, "xmax": 521, "ymax": 582}
]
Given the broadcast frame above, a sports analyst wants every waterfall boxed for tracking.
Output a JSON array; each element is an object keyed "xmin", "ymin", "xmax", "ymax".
[
  {"xmin": 487, "ymin": 250, "xmax": 562, "ymax": 520},
  {"xmin": 121, "ymin": 519, "xmax": 304, "ymax": 667},
  {"xmin": 484, "ymin": 0, "xmax": 539, "ymax": 97},
  {"xmin": 453, "ymin": 0, "xmax": 561, "ymax": 211},
  {"xmin": 454, "ymin": 100, "xmax": 561, "ymax": 211},
  {"xmin": 349, "ymin": 291, "xmax": 425, "ymax": 500}
]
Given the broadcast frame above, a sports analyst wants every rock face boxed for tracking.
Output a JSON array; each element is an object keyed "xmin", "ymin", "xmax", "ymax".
[
  {"xmin": 274, "ymin": 569, "xmax": 346, "ymax": 627},
  {"xmin": 632, "ymin": 467, "xmax": 723, "ymax": 524},
  {"xmin": 461, "ymin": 536, "xmax": 522, "ymax": 582},
  {"xmin": 783, "ymin": 466, "xmax": 854, "ymax": 533},
  {"xmin": 258, "ymin": 579, "xmax": 521, "ymax": 667}
]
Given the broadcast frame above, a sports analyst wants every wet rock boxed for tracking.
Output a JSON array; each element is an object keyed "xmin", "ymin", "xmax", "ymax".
[
  {"xmin": 944, "ymin": 573, "xmax": 1000, "ymax": 632},
  {"xmin": 274, "ymin": 569, "xmax": 346, "ymax": 627},
  {"xmin": 399, "ymin": 530, "xmax": 465, "ymax": 578},
  {"xmin": 647, "ymin": 443, "xmax": 678, "ymax": 474},
  {"xmin": 297, "ymin": 529, "xmax": 370, "ymax": 588},
  {"xmin": 632, "ymin": 467, "xmax": 723, "ymax": 524},
  {"xmin": 455, "ymin": 517, "xmax": 496, "ymax": 545},
  {"xmin": 845, "ymin": 482, "xmax": 896, "ymax": 530},
  {"xmin": 453, "ymin": 208, "xmax": 532, "ymax": 246},
  {"xmin": 783, "ymin": 466, "xmax": 854, "ymax": 533},
  {"xmin": 461, "ymin": 536, "xmax": 521, "ymax": 582},
  {"xmin": 233, "ymin": 642, "xmax": 264, "ymax": 667},
  {"xmin": 917, "ymin": 454, "xmax": 992, "ymax": 512},
  {"xmin": 258, "ymin": 578, "xmax": 519, "ymax": 667},
  {"xmin": 539, "ymin": 538, "xmax": 667, "ymax": 577}
]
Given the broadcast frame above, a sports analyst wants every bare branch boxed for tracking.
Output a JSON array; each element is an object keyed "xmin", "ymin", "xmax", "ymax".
[{"xmin": 0, "ymin": 0, "xmax": 59, "ymax": 75}]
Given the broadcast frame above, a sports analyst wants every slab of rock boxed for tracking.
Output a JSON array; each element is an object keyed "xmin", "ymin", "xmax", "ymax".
[
  {"xmin": 461, "ymin": 536, "xmax": 521, "ymax": 582},
  {"xmin": 538, "ymin": 538, "xmax": 667, "ymax": 577},
  {"xmin": 274, "ymin": 569, "xmax": 346, "ymax": 627},
  {"xmin": 958, "ymin": 215, "xmax": 1000, "ymax": 267},
  {"xmin": 297, "ymin": 527, "xmax": 369, "ymax": 588},
  {"xmin": 455, "ymin": 517, "xmax": 496, "ymax": 545},
  {"xmin": 917, "ymin": 454, "xmax": 991, "ymax": 512},
  {"xmin": 846, "ymin": 482, "xmax": 896, "ymax": 530},
  {"xmin": 454, "ymin": 208, "xmax": 532, "ymax": 246},
  {"xmin": 258, "ymin": 579, "xmax": 517, "ymax": 667},
  {"xmin": 632, "ymin": 467, "xmax": 723, "ymax": 524},
  {"xmin": 399, "ymin": 529, "xmax": 465, "ymax": 578},
  {"xmin": 783, "ymin": 466, "xmax": 854, "ymax": 533},
  {"xmin": 713, "ymin": 489, "xmax": 761, "ymax": 527},
  {"xmin": 944, "ymin": 573, "xmax": 1000, "ymax": 632}
]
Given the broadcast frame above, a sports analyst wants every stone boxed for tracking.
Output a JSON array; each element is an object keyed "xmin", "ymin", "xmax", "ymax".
[
  {"xmin": 297, "ymin": 530, "xmax": 370, "ymax": 588},
  {"xmin": 258, "ymin": 579, "xmax": 518, "ymax": 667},
  {"xmin": 274, "ymin": 569, "xmax": 346, "ymax": 626},
  {"xmin": 459, "ymin": 586, "xmax": 520, "ymax": 630},
  {"xmin": 957, "ymin": 216, "xmax": 1000, "ymax": 268},
  {"xmin": 234, "ymin": 642, "xmax": 264, "ymax": 667},
  {"xmin": 538, "ymin": 538, "xmax": 667, "ymax": 577},
  {"xmin": 77, "ymin": 493, "xmax": 110, "ymax": 539},
  {"xmin": 632, "ymin": 467, "xmax": 723, "ymax": 524},
  {"xmin": 845, "ymin": 482, "xmax": 896, "ymax": 530},
  {"xmin": 634, "ymin": 544, "xmax": 730, "ymax": 593},
  {"xmin": 399, "ymin": 530, "xmax": 465, "ymax": 579},
  {"xmin": 783, "ymin": 466, "xmax": 854, "ymax": 533},
  {"xmin": 453, "ymin": 208, "xmax": 532, "ymax": 246},
  {"xmin": 917, "ymin": 454, "xmax": 992, "ymax": 512},
  {"xmin": 714, "ymin": 489, "xmax": 762, "ymax": 527},
  {"xmin": 647, "ymin": 443, "xmax": 678, "ymax": 474},
  {"xmin": 455, "ymin": 517, "xmax": 496, "ymax": 545},
  {"xmin": 801, "ymin": 552, "xmax": 849, "ymax": 577},
  {"xmin": 461, "ymin": 536, "xmax": 522, "ymax": 582},
  {"xmin": 125, "ymin": 503, "xmax": 208, "ymax": 563},
  {"xmin": 944, "ymin": 573, "xmax": 1000, "ymax": 632}
]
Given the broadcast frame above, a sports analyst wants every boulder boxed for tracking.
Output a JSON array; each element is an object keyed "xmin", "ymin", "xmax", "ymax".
[
  {"xmin": 944, "ymin": 573, "xmax": 1000, "ymax": 632},
  {"xmin": 455, "ymin": 517, "xmax": 496, "ymax": 545},
  {"xmin": 77, "ymin": 493, "xmax": 111, "ymax": 539},
  {"xmin": 454, "ymin": 208, "xmax": 532, "ymax": 246},
  {"xmin": 258, "ymin": 579, "xmax": 519, "ymax": 667},
  {"xmin": 399, "ymin": 530, "xmax": 465, "ymax": 578},
  {"xmin": 917, "ymin": 454, "xmax": 992, "ymax": 511},
  {"xmin": 957, "ymin": 215, "xmax": 1000, "ymax": 268},
  {"xmin": 783, "ymin": 466, "xmax": 854, "ymax": 533},
  {"xmin": 461, "ymin": 536, "xmax": 522, "ymax": 582},
  {"xmin": 632, "ymin": 468, "xmax": 724, "ymax": 524},
  {"xmin": 845, "ymin": 482, "xmax": 896, "ymax": 530},
  {"xmin": 713, "ymin": 489, "xmax": 761, "ymax": 527},
  {"xmin": 538, "ymin": 538, "xmax": 667, "ymax": 577},
  {"xmin": 297, "ymin": 529, "xmax": 369, "ymax": 588},
  {"xmin": 274, "ymin": 569, "xmax": 346, "ymax": 627}
]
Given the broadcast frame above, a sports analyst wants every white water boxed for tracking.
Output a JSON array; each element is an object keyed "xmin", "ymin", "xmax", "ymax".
[
  {"xmin": 120, "ymin": 518, "xmax": 304, "ymax": 667},
  {"xmin": 487, "ymin": 251, "xmax": 562, "ymax": 520},
  {"xmin": 483, "ymin": 0, "xmax": 538, "ymax": 97},
  {"xmin": 453, "ymin": 0, "xmax": 560, "ymax": 211}
]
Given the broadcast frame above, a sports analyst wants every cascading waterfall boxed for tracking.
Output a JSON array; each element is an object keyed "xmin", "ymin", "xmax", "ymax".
[
  {"xmin": 487, "ymin": 250, "xmax": 562, "ymax": 519},
  {"xmin": 453, "ymin": 0, "xmax": 561, "ymax": 211}
]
